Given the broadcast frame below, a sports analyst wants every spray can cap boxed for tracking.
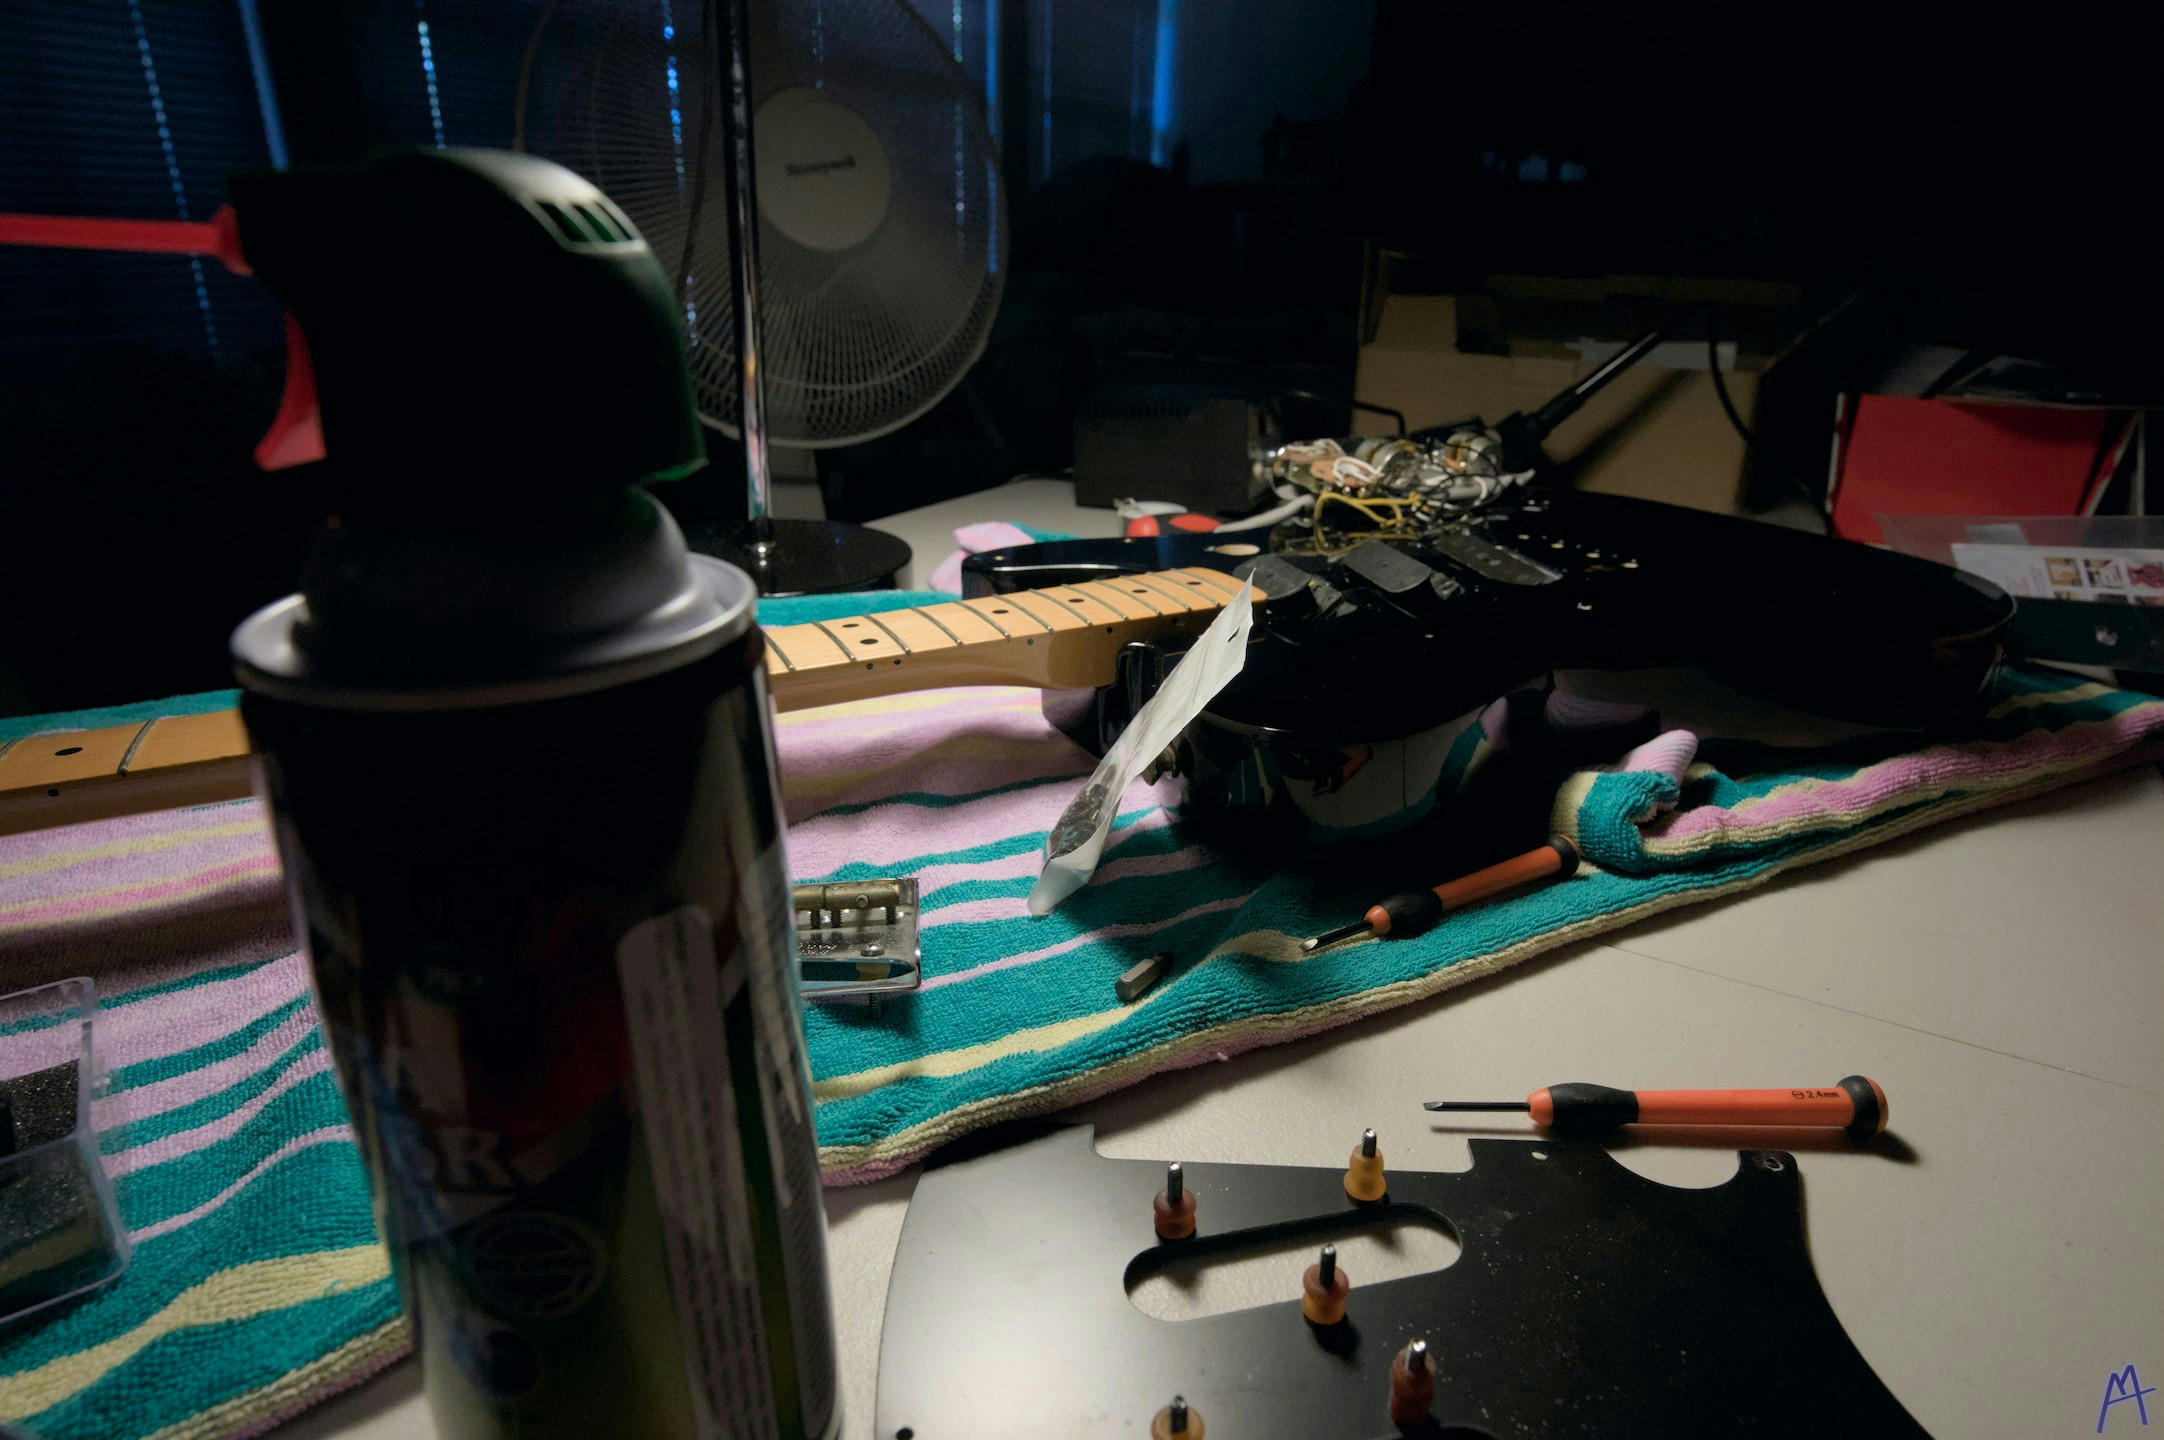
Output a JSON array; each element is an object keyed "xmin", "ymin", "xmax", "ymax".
[{"xmin": 229, "ymin": 150, "xmax": 750, "ymax": 706}]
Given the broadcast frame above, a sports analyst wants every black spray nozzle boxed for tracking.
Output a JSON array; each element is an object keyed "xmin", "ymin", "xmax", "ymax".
[
  {"xmin": 225, "ymin": 149, "xmax": 728, "ymax": 689},
  {"xmin": 227, "ymin": 148, "xmax": 705, "ymax": 503}
]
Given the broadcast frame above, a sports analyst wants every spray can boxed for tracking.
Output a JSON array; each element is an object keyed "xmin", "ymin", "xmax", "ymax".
[{"xmin": 227, "ymin": 150, "xmax": 836, "ymax": 1438}]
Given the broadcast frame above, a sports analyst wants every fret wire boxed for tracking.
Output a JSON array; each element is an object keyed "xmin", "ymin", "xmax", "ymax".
[
  {"xmin": 961, "ymin": 601, "xmax": 1012, "ymax": 637},
  {"xmin": 1088, "ymin": 578, "xmax": 1164, "ymax": 617},
  {"xmin": 812, "ymin": 620, "xmax": 866, "ymax": 657},
  {"xmin": 1171, "ymin": 568, "xmax": 1242, "ymax": 600},
  {"xmin": 1130, "ymin": 573, "xmax": 1208, "ymax": 611},
  {"xmin": 1030, "ymin": 589, "xmax": 1093, "ymax": 624},
  {"xmin": 116, "ymin": 721, "xmax": 157, "ymax": 776},
  {"xmin": 915, "ymin": 607, "xmax": 965, "ymax": 645},
  {"xmin": 971, "ymin": 598, "xmax": 1050, "ymax": 634},
  {"xmin": 863, "ymin": 612, "xmax": 914, "ymax": 653}
]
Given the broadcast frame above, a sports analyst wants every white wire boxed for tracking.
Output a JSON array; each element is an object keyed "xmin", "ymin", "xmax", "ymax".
[{"xmin": 1215, "ymin": 492, "xmax": 1314, "ymax": 532}]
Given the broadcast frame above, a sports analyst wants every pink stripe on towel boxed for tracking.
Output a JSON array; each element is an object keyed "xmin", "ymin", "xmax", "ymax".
[{"xmin": 1649, "ymin": 705, "xmax": 2164, "ymax": 845}]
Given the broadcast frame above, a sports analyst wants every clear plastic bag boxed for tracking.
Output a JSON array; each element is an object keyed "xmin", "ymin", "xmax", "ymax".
[{"xmin": 1029, "ymin": 583, "xmax": 1255, "ymax": 915}]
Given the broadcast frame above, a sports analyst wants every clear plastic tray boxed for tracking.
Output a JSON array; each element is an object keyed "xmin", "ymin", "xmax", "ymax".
[
  {"xmin": 1879, "ymin": 514, "xmax": 2164, "ymax": 670},
  {"xmin": 1, "ymin": 977, "xmax": 130, "ymax": 1328}
]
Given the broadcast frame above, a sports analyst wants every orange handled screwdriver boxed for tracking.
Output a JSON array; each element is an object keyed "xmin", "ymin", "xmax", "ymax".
[
  {"xmin": 1424, "ymin": 1076, "xmax": 1890, "ymax": 1138},
  {"xmin": 1302, "ymin": 837, "xmax": 1580, "ymax": 953}
]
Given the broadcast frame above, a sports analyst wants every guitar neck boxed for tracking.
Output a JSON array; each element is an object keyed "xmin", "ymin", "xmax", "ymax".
[
  {"xmin": 763, "ymin": 567, "xmax": 1247, "ymax": 710},
  {"xmin": 0, "ymin": 709, "xmax": 257, "ymax": 839},
  {"xmin": 0, "ymin": 566, "xmax": 1251, "ymax": 836}
]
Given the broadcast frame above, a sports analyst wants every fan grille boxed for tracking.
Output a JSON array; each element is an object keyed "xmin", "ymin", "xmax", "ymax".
[{"xmin": 524, "ymin": 0, "xmax": 1004, "ymax": 447}]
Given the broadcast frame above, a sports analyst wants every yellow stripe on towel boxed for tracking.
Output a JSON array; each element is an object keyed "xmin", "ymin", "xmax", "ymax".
[
  {"xmin": 0, "ymin": 1244, "xmax": 392, "ymax": 1421},
  {"xmin": 1986, "ymin": 679, "xmax": 2117, "ymax": 718},
  {"xmin": 0, "ymin": 820, "xmax": 268, "ymax": 883},
  {"xmin": 141, "ymin": 1317, "xmax": 410, "ymax": 1440},
  {"xmin": 812, "ymin": 998, "xmax": 1142, "ymax": 1103}
]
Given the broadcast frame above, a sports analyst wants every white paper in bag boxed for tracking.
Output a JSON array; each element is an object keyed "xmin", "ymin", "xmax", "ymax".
[{"xmin": 1028, "ymin": 582, "xmax": 1254, "ymax": 914}]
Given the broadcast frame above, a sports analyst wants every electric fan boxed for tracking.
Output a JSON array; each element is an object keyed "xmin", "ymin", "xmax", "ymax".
[{"xmin": 519, "ymin": 0, "xmax": 1006, "ymax": 594}]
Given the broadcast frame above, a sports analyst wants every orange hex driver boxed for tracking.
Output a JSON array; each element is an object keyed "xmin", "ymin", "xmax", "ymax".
[
  {"xmin": 1425, "ymin": 1076, "xmax": 1890, "ymax": 1138},
  {"xmin": 1301, "ymin": 838, "xmax": 1581, "ymax": 953}
]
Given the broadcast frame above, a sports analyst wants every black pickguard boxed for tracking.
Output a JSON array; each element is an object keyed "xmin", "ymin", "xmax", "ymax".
[{"xmin": 876, "ymin": 1126, "xmax": 1929, "ymax": 1439}]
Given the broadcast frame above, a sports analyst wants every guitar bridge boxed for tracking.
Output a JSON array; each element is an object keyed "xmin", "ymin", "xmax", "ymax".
[{"xmin": 793, "ymin": 878, "xmax": 922, "ymax": 1002}]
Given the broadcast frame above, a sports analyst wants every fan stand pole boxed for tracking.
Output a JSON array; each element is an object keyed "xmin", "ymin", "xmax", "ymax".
[
  {"xmin": 715, "ymin": 0, "xmax": 774, "ymax": 554},
  {"xmin": 706, "ymin": 0, "xmax": 911, "ymax": 596}
]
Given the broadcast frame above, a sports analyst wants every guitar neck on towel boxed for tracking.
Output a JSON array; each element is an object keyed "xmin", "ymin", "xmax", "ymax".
[{"xmin": 0, "ymin": 567, "xmax": 1261, "ymax": 837}]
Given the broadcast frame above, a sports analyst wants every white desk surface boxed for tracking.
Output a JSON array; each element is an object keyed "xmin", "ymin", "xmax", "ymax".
[{"xmin": 294, "ymin": 480, "xmax": 2163, "ymax": 1440}]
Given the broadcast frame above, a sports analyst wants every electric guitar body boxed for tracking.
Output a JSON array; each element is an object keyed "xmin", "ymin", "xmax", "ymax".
[{"xmin": 963, "ymin": 487, "xmax": 2016, "ymax": 855}]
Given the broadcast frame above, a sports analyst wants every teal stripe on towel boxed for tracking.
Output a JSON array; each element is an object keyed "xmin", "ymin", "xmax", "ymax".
[
  {"xmin": 114, "ymin": 1074, "xmax": 354, "ymax": 1228},
  {"xmin": 807, "ymin": 803, "xmax": 1170, "ymax": 891},
  {"xmin": 804, "ymin": 862, "xmax": 1260, "ymax": 1072},
  {"xmin": 102, "ymin": 1031, "xmax": 327, "ymax": 1157},
  {"xmin": 98, "ymin": 954, "xmax": 296, "ymax": 1014},
  {"xmin": 0, "ymin": 690, "xmax": 242, "ymax": 744},
  {"xmin": 104, "ymin": 994, "xmax": 315, "ymax": 1095},
  {"xmin": 2, "ymin": 1141, "xmax": 379, "ymax": 1378},
  {"xmin": 18, "ymin": 1280, "xmax": 397, "ymax": 1440}
]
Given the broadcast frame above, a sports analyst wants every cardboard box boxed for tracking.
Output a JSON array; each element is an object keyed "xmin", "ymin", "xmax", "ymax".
[{"xmin": 1356, "ymin": 294, "xmax": 1764, "ymax": 516}]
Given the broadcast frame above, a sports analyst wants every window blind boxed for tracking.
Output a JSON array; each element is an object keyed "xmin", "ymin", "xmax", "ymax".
[{"xmin": 0, "ymin": 0, "xmax": 282, "ymax": 365}]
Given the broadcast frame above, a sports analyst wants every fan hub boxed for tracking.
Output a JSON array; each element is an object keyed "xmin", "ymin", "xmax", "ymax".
[{"xmin": 753, "ymin": 87, "xmax": 891, "ymax": 253}]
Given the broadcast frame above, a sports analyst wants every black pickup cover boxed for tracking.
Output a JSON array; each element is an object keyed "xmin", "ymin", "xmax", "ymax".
[{"xmin": 1428, "ymin": 529, "xmax": 1563, "ymax": 586}]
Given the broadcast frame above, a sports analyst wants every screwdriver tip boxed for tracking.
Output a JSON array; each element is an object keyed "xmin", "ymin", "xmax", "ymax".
[
  {"xmin": 1422, "ymin": 1100, "xmax": 1533, "ymax": 1112},
  {"xmin": 1302, "ymin": 919, "xmax": 1373, "ymax": 953}
]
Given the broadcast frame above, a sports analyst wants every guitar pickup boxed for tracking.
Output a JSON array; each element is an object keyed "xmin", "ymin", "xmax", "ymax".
[
  {"xmin": 1425, "ymin": 529, "xmax": 1563, "ymax": 586},
  {"xmin": 1340, "ymin": 542, "xmax": 1462, "ymax": 612},
  {"xmin": 1236, "ymin": 554, "xmax": 1340, "ymax": 619},
  {"xmin": 793, "ymin": 878, "xmax": 922, "ymax": 1002}
]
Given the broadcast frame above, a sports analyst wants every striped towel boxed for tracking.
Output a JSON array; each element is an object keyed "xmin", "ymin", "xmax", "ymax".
[
  {"xmin": 4, "ymin": 595, "xmax": 2162, "ymax": 1436},
  {"xmin": 0, "ymin": 803, "xmax": 403, "ymax": 1440},
  {"xmin": 783, "ymin": 604, "xmax": 2164, "ymax": 1182}
]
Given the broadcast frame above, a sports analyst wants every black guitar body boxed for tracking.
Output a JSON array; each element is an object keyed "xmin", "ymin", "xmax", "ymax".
[{"xmin": 963, "ymin": 487, "xmax": 2014, "ymax": 864}]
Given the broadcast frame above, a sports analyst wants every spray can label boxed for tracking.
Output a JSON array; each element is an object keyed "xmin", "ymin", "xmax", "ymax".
[{"xmin": 618, "ymin": 902, "xmax": 780, "ymax": 1440}]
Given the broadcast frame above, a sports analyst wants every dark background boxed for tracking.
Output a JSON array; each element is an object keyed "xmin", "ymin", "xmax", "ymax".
[{"xmin": 0, "ymin": 0, "xmax": 2148, "ymax": 715}]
